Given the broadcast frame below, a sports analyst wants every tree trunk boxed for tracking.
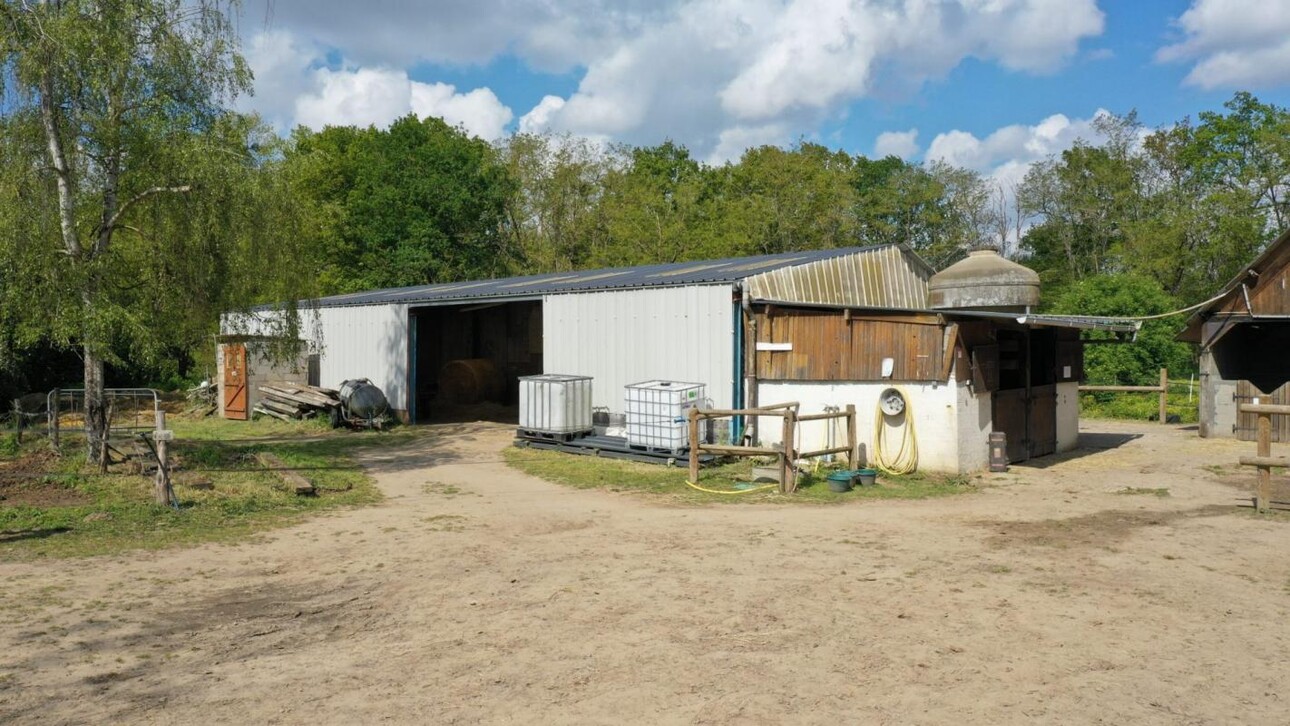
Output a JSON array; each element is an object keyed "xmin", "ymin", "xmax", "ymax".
[{"xmin": 84, "ymin": 346, "xmax": 107, "ymax": 460}]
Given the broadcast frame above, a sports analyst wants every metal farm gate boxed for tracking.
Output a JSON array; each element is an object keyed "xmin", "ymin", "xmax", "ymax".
[{"xmin": 1235, "ymin": 380, "xmax": 1290, "ymax": 442}]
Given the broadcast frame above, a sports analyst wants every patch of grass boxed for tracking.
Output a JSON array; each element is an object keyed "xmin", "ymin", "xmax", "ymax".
[
  {"xmin": 0, "ymin": 419, "xmax": 408, "ymax": 561},
  {"xmin": 422, "ymin": 514, "xmax": 468, "ymax": 531},
  {"xmin": 422, "ymin": 481, "xmax": 468, "ymax": 497},
  {"xmin": 1115, "ymin": 487, "xmax": 1171, "ymax": 497},
  {"xmin": 502, "ymin": 446, "xmax": 974, "ymax": 505},
  {"xmin": 1079, "ymin": 388, "xmax": 1198, "ymax": 424}
]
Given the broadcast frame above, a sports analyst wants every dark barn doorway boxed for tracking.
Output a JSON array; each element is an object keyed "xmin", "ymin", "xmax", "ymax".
[
  {"xmin": 991, "ymin": 328, "xmax": 1058, "ymax": 463},
  {"xmin": 409, "ymin": 301, "xmax": 543, "ymax": 423}
]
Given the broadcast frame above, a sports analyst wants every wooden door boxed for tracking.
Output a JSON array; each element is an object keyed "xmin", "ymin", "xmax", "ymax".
[
  {"xmin": 1235, "ymin": 380, "xmax": 1290, "ymax": 442},
  {"xmin": 1027, "ymin": 384, "xmax": 1058, "ymax": 457},
  {"xmin": 223, "ymin": 343, "xmax": 248, "ymax": 420},
  {"xmin": 993, "ymin": 388, "xmax": 1028, "ymax": 463}
]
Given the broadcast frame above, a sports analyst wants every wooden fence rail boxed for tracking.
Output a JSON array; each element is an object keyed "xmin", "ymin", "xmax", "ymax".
[
  {"xmin": 1237, "ymin": 403, "xmax": 1290, "ymax": 513},
  {"xmin": 1079, "ymin": 368, "xmax": 1169, "ymax": 424},
  {"xmin": 688, "ymin": 403, "xmax": 857, "ymax": 494}
]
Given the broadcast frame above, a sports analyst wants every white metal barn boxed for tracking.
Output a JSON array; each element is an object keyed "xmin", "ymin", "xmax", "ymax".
[
  {"xmin": 226, "ymin": 245, "xmax": 931, "ymax": 423},
  {"xmin": 223, "ymin": 244, "xmax": 1139, "ymax": 473}
]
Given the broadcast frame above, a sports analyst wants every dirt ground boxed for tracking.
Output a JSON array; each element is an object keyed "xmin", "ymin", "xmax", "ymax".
[{"xmin": 1, "ymin": 420, "xmax": 1287, "ymax": 724}]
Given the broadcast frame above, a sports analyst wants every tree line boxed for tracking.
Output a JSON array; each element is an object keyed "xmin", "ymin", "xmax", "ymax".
[{"xmin": 3, "ymin": 1, "xmax": 1290, "ymax": 438}]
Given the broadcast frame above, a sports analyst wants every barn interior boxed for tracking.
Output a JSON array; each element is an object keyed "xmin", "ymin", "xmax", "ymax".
[{"xmin": 409, "ymin": 301, "xmax": 543, "ymax": 423}]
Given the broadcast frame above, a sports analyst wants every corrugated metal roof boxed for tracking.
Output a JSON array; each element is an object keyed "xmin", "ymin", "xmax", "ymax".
[
  {"xmin": 300, "ymin": 246, "xmax": 897, "ymax": 309},
  {"xmin": 744, "ymin": 244, "xmax": 932, "ymax": 309}
]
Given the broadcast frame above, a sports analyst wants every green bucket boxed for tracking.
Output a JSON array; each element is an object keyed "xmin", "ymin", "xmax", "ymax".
[{"xmin": 825, "ymin": 471, "xmax": 854, "ymax": 493}]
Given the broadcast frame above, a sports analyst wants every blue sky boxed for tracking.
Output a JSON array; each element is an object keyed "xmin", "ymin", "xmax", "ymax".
[{"xmin": 238, "ymin": 0, "xmax": 1290, "ymax": 182}]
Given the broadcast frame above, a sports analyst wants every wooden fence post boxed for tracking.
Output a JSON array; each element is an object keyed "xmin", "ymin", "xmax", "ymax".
[
  {"xmin": 11, "ymin": 399, "xmax": 22, "ymax": 445},
  {"xmin": 98, "ymin": 401, "xmax": 113, "ymax": 474},
  {"xmin": 846, "ymin": 404, "xmax": 857, "ymax": 470},
  {"xmin": 1159, "ymin": 368, "xmax": 1168, "ymax": 425},
  {"xmin": 781, "ymin": 408, "xmax": 796, "ymax": 493},
  {"xmin": 1256, "ymin": 411, "xmax": 1271, "ymax": 513},
  {"xmin": 154, "ymin": 410, "xmax": 171, "ymax": 506},
  {"xmin": 688, "ymin": 407, "xmax": 700, "ymax": 484},
  {"xmin": 49, "ymin": 388, "xmax": 60, "ymax": 453}
]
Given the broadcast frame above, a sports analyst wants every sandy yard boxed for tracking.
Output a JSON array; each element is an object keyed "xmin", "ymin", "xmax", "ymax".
[{"xmin": 1, "ymin": 420, "xmax": 1287, "ymax": 724}]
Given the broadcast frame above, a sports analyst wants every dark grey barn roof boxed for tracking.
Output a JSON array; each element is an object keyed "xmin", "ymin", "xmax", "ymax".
[{"xmin": 305, "ymin": 246, "xmax": 895, "ymax": 309}]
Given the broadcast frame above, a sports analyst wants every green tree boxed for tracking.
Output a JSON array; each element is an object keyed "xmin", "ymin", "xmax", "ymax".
[
  {"xmin": 497, "ymin": 133, "xmax": 611, "ymax": 273},
  {"xmin": 1129, "ymin": 120, "xmax": 1265, "ymax": 303},
  {"xmin": 288, "ymin": 116, "xmax": 514, "ymax": 293},
  {"xmin": 722, "ymin": 142, "xmax": 859, "ymax": 255},
  {"xmin": 1050, "ymin": 274, "xmax": 1192, "ymax": 384},
  {"xmin": 1185, "ymin": 92, "xmax": 1290, "ymax": 232},
  {"xmin": 596, "ymin": 141, "xmax": 718, "ymax": 265},
  {"xmin": 1, "ymin": 0, "xmax": 260, "ymax": 454}
]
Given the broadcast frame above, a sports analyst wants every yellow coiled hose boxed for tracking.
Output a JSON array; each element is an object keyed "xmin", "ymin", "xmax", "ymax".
[{"xmin": 873, "ymin": 390, "xmax": 918, "ymax": 475}]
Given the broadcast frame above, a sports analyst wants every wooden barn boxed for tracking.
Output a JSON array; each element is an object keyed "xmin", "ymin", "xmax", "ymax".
[
  {"xmin": 748, "ymin": 249, "xmax": 1136, "ymax": 472},
  {"xmin": 1180, "ymin": 227, "xmax": 1290, "ymax": 440}
]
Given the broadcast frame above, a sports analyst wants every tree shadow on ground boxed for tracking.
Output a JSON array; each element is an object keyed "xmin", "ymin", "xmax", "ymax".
[{"xmin": 0, "ymin": 527, "xmax": 71, "ymax": 543}]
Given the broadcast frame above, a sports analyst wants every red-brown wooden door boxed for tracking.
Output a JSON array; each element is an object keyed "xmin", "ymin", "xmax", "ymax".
[{"xmin": 223, "ymin": 344, "xmax": 248, "ymax": 420}]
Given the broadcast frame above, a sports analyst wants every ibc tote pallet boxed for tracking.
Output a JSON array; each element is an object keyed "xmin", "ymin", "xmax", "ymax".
[
  {"xmin": 513, "ymin": 434, "xmax": 718, "ymax": 467},
  {"xmin": 516, "ymin": 428, "xmax": 593, "ymax": 443}
]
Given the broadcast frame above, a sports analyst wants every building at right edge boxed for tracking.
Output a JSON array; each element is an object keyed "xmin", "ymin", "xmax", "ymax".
[{"xmin": 1180, "ymin": 227, "xmax": 1290, "ymax": 441}]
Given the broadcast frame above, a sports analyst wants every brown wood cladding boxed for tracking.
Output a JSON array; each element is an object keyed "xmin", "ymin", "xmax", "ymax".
[
  {"xmin": 754, "ymin": 309, "xmax": 943, "ymax": 381},
  {"xmin": 1217, "ymin": 237, "xmax": 1290, "ymax": 316}
]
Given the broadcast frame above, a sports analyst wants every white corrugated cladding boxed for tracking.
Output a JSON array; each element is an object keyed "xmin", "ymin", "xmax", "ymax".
[
  {"xmin": 543, "ymin": 285, "xmax": 735, "ymax": 412},
  {"xmin": 314, "ymin": 304, "xmax": 409, "ymax": 412}
]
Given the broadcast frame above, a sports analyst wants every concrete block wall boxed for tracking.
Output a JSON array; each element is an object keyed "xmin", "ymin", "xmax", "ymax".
[
  {"xmin": 1198, "ymin": 350, "xmax": 1238, "ymax": 438},
  {"xmin": 216, "ymin": 342, "xmax": 307, "ymax": 419},
  {"xmin": 755, "ymin": 377, "xmax": 977, "ymax": 474}
]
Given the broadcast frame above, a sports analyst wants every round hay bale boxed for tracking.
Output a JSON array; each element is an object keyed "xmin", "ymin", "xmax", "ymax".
[{"xmin": 438, "ymin": 359, "xmax": 503, "ymax": 404}]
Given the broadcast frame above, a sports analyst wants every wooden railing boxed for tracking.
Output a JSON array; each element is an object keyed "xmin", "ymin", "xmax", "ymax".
[
  {"xmin": 1079, "ymin": 368, "xmax": 1169, "ymax": 424},
  {"xmin": 687, "ymin": 403, "xmax": 858, "ymax": 494},
  {"xmin": 1237, "ymin": 403, "xmax": 1290, "ymax": 513}
]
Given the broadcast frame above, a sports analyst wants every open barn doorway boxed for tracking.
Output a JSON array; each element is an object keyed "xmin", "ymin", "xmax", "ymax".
[{"xmin": 409, "ymin": 301, "xmax": 543, "ymax": 423}]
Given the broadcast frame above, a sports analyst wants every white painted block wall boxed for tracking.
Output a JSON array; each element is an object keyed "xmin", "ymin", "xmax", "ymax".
[
  {"xmin": 756, "ymin": 378, "xmax": 1074, "ymax": 474},
  {"xmin": 756, "ymin": 377, "xmax": 979, "ymax": 474},
  {"xmin": 1056, "ymin": 381, "xmax": 1080, "ymax": 452}
]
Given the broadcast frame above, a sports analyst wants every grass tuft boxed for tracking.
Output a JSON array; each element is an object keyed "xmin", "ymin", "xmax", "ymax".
[
  {"xmin": 502, "ymin": 446, "xmax": 974, "ymax": 505},
  {"xmin": 1114, "ymin": 487, "xmax": 1171, "ymax": 497},
  {"xmin": 0, "ymin": 418, "xmax": 404, "ymax": 560}
]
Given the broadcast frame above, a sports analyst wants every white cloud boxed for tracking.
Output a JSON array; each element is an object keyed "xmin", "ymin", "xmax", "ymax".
[
  {"xmin": 518, "ymin": 96, "xmax": 567, "ymax": 135},
  {"xmin": 925, "ymin": 110, "xmax": 1112, "ymax": 188},
  {"xmin": 410, "ymin": 83, "xmax": 514, "ymax": 141},
  {"xmin": 237, "ymin": 29, "xmax": 320, "ymax": 128},
  {"xmin": 873, "ymin": 129, "xmax": 920, "ymax": 159},
  {"xmin": 1157, "ymin": 1, "xmax": 1290, "ymax": 88},
  {"xmin": 243, "ymin": 30, "xmax": 512, "ymax": 139},
  {"xmin": 522, "ymin": 0, "xmax": 1103, "ymax": 158},
  {"xmin": 718, "ymin": 0, "xmax": 1103, "ymax": 122},
  {"xmin": 239, "ymin": 1, "xmax": 1104, "ymax": 160},
  {"xmin": 295, "ymin": 66, "xmax": 414, "ymax": 129},
  {"xmin": 707, "ymin": 123, "xmax": 792, "ymax": 165},
  {"xmin": 241, "ymin": 0, "xmax": 679, "ymax": 72}
]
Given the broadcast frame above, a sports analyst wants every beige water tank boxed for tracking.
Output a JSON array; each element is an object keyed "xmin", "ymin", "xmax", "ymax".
[{"xmin": 928, "ymin": 247, "xmax": 1040, "ymax": 312}]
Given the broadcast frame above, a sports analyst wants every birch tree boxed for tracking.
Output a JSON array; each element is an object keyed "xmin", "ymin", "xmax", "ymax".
[{"xmin": 1, "ymin": 0, "xmax": 250, "ymax": 455}]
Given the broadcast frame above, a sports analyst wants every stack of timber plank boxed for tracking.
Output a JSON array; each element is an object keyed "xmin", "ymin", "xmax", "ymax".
[{"xmin": 254, "ymin": 383, "xmax": 341, "ymax": 421}]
